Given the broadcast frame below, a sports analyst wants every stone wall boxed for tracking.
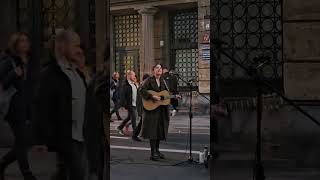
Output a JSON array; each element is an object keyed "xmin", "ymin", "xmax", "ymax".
[
  {"xmin": 198, "ymin": 0, "xmax": 210, "ymax": 94},
  {"xmin": 284, "ymin": 0, "xmax": 320, "ymax": 100},
  {"xmin": 281, "ymin": 0, "xmax": 320, "ymax": 165}
]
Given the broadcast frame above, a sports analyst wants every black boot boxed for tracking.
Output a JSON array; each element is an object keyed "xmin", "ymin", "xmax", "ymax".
[
  {"xmin": 0, "ymin": 166, "xmax": 4, "ymax": 180},
  {"xmin": 23, "ymin": 173, "xmax": 37, "ymax": 180},
  {"xmin": 150, "ymin": 140, "xmax": 159, "ymax": 161},
  {"xmin": 0, "ymin": 159, "xmax": 7, "ymax": 180},
  {"xmin": 155, "ymin": 140, "xmax": 165, "ymax": 159}
]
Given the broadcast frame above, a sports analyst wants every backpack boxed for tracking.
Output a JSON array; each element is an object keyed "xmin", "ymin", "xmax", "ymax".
[{"xmin": 0, "ymin": 57, "xmax": 17, "ymax": 121}]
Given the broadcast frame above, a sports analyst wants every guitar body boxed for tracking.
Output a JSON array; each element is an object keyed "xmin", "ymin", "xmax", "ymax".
[{"xmin": 143, "ymin": 90, "xmax": 171, "ymax": 111}]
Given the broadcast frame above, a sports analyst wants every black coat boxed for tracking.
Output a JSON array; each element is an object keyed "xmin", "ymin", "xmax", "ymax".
[
  {"xmin": 34, "ymin": 60, "xmax": 84, "ymax": 150},
  {"xmin": 140, "ymin": 76, "xmax": 170, "ymax": 140},
  {"xmin": 120, "ymin": 79, "xmax": 135, "ymax": 109},
  {"xmin": 136, "ymin": 86, "xmax": 143, "ymax": 117},
  {"xmin": 110, "ymin": 79, "xmax": 120, "ymax": 101},
  {"xmin": 34, "ymin": 59, "xmax": 108, "ymax": 177},
  {"xmin": 0, "ymin": 52, "xmax": 35, "ymax": 124},
  {"xmin": 84, "ymin": 72, "xmax": 108, "ymax": 176}
]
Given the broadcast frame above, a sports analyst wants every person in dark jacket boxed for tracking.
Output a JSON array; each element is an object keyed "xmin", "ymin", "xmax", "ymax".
[
  {"xmin": 73, "ymin": 45, "xmax": 109, "ymax": 180},
  {"xmin": 140, "ymin": 64, "xmax": 170, "ymax": 161},
  {"xmin": 33, "ymin": 30, "xmax": 88, "ymax": 180},
  {"xmin": 0, "ymin": 32, "xmax": 37, "ymax": 180},
  {"xmin": 84, "ymin": 68, "xmax": 109, "ymax": 180},
  {"xmin": 133, "ymin": 73, "xmax": 151, "ymax": 139},
  {"xmin": 162, "ymin": 66, "xmax": 179, "ymax": 116},
  {"xmin": 110, "ymin": 72, "xmax": 122, "ymax": 121},
  {"xmin": 117, "ymin": 70, "xmax": 141, "ymax": 141}
]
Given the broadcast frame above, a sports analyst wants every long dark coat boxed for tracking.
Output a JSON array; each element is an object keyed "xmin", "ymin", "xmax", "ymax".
[
  {"xmin": 84, "ymin": 71, "xmax": 108, "ymax": 179},
  {"xmin": 0, "ymin": 51, "xmax": 37, "ymax": 145},
  {"xmin": 0, "ymin": 52, "xmax": 35, "ymax": 124},
  {"xmin": 140, "ymin": 76, "xmax": 170, "ymax": 140},
  {"xmin": 136, "ymin": 86, "xmax": 143, "ymax": 117}
]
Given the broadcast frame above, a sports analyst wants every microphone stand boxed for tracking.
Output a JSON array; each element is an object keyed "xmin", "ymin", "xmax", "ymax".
[
  {"xmin": 212, "ymin": 39, "xmax": 320, "ymax": 180},
  {"xmin": 169, "ymin": 73, "xmax": 211, "ymax": 167},
  {"xmin": 172, "ymin": 75, "xmax": 197, "ymax": 166}
]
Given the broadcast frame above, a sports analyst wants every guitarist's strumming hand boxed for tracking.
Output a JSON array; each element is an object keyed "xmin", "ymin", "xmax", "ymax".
[{"xmin": 152, "ymin": 95, "xmax": 161, "ymax": 101}]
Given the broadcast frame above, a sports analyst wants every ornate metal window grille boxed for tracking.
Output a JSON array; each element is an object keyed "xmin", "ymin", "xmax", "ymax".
[
  {"xmin": 114, "ymin": 14, "xmax": 140, "ymax": 48},
  {"xmin": 115, "ymin": 52, "xmax": 136, "ymax": 74},
  {"xmin": 170, "ymin": 9, "xmax": 199, "ymax": 89},
  {"xmin": 113, "ymin": 14, "xmax": 141, "ymax": 77},
  {"xmin": 42, "ymin": 0, "xmax": 75, "ymax": 49},
  {"xmin": 211, "ymin": 0, "xmax": 283, "ymax": 96}
]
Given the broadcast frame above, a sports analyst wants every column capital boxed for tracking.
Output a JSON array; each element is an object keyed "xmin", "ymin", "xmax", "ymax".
[{"xmin": 138, "ymin": 6, "xmax": 158, "ymax": 15}]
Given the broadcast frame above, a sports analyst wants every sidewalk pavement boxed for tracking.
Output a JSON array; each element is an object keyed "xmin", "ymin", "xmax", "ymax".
[{"xmin": 110, "ymin": 109, "xmax": 210, "ymax": 135}]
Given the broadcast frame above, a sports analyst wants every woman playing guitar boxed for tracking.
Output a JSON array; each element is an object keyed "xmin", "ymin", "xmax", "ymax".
[{"xmin": 140, "ymin": 64, "xmax": 171, "ymax": 161}]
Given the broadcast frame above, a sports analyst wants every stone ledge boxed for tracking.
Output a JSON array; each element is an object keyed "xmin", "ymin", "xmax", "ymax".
[
  {"xmin": 284, "ymin": 62, "xmax": 320, "ymax": 99},
  {"xmin": 284, "ymin": 0, "xmax": 320, "ymax": 21},
  {"xmin": 284, "ymin": 22, "xmax": 320, "ymax": 60}
]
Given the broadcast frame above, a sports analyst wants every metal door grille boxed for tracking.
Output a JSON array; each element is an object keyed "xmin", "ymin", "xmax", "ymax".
[
  {"xmin": 170, "ymin": 9, "xmax": 199, "ymax": 89},
  {"xmin": 113, "ymin": 14, "xmax": 141, "ymax": 77},
  {"xmin": 114, "ymin": 14, "xmax": 140, "ymax": 48},
  {"xmin": 211, "ymin": 0, "xmax": 283, "ymax": 96},
  {"xmin": 42, "ymin": 0, "xmax": 75, "ymax": 48}
]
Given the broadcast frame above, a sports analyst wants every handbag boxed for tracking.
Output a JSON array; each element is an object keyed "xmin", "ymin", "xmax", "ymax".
[{"xmin": 0, "ymin": 59, "xmax": 18, "ymax": 121}]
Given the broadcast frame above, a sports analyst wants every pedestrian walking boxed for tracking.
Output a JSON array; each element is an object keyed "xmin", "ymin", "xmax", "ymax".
[
  {"xmin": 117, "ymin": 70, "xmax": 141, "ymax": 141},
  {"xmin": 33, "ymin": 30, "xmax": 88, "ymax": 180},
  {"xmin": 110, "ymin": 72, "xmax": 122, "ymax": 121},
  {"xmin": 0, "ymin": 32, "xmax": 37, "ymax": 180}
]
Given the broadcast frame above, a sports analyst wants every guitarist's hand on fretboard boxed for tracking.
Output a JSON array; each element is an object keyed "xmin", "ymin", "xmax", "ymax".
[{"xmin": 152, "ymin": 95, "xmax": 161, "ymax": 101}]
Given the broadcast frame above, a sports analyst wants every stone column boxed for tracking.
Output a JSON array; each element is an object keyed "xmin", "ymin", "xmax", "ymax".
[{"xmin": 139, "ymin": 7, "xmax": 158, "ymax": 77}]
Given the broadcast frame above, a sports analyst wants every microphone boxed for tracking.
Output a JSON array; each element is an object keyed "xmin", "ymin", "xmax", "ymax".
[{"xmin": 169, "ymin": 71, "xmax": 180, "ymax": 76}]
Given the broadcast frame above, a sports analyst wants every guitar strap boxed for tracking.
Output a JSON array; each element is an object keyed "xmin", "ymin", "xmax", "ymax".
[{"xmin": 162, "ymin": 78, "xmax": 170, "ymax": 92}]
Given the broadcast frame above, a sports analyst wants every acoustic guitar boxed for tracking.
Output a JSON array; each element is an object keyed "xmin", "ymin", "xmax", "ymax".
[{"xmin": 143, "ymin": 90, "xmax": 180, "ymax": 111}]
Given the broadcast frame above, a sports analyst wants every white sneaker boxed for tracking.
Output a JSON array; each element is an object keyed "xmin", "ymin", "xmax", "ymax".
[
  {"xmin": 116, "ymin": 127, "xmax": 124, "ymax": 135},
  {"xmin": 171, "ymin": 109, "xmax": 177, "ymax": 117}
]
